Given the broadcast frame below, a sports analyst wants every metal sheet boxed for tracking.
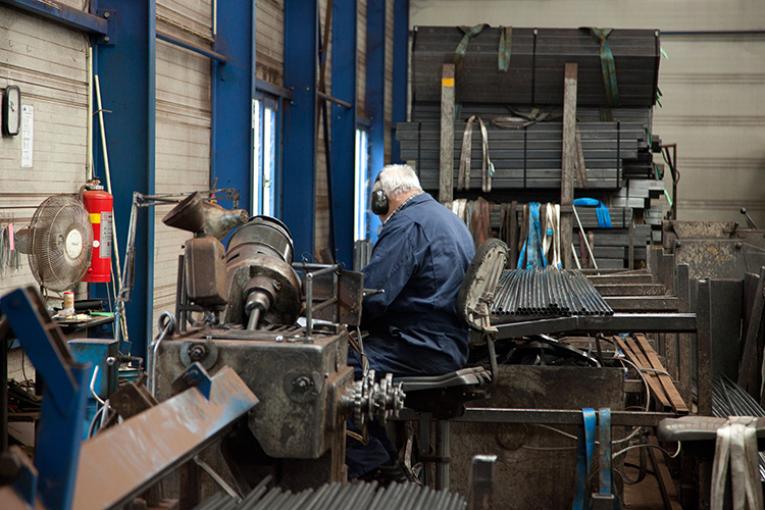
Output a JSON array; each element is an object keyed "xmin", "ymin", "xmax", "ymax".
[
  {"xmin": 493, "ymin": 313, "xmax": 697, "ymax": 338},
  {"xmin": 72, "ymin": 366, "xmax": 258, "ymax": 510},
  {"xmin": 448, "ymin": 366, "xmax": 625, "ymax": 509}
]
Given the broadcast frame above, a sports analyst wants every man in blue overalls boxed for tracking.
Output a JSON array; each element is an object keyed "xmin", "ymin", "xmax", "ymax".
[{"xmin": 346, "ymin": 164, "xmax": 475, "ymax": 481}]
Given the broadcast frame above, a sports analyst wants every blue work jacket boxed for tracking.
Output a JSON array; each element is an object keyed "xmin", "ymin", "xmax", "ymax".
[{"xmin": 361, "ymin": 193, "xmax": 475, "ymax": 376}]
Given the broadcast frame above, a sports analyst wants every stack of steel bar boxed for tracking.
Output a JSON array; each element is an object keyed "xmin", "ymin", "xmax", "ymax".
[
  {"xmin": 488, "ymin": 204, "xmax": 635, "ymax": 229},
  {"xmin": 712, "ymin": 377, "xmax": 765, "ymax": 480},
  {"xmin": 491, "ymin": 268, "xmax": 613, "ymax": 317},
  {"xmin": 412, "ymin": 27, "xmax": 660, "ymax": 106},
  {"xmin": 194, "ymin": 482, "xmax": 466, "ymax": 510},
  {"xmin": 397, "ymin": 121, "xmax": 646, "ymax": 190}
]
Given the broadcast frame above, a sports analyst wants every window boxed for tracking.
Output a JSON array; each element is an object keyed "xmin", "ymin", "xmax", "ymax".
[
  {"xmin": 354, "ymin": 127, "xmax": 370, "ymax": 241},
  {"xmin": 252, "ymin": 95, "xmax": 279, "ymax": 216}
]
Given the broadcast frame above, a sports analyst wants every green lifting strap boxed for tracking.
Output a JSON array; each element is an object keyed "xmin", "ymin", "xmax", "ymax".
[
  {"xmin": 586, "ymin": 27, "xmax": 620, "ymax": 108},
  {"xmin": 498, "ymin": 26, "xmax": 512, "ymax": 72},
  {"xmin": 454, "ymin": 23, "xmax": 489, "ymax": 68}
]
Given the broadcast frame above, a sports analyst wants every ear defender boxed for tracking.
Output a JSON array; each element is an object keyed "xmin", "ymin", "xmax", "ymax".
[{"xmin": 371, "ymin": 189, "xmax": 389, "ymax": 215}]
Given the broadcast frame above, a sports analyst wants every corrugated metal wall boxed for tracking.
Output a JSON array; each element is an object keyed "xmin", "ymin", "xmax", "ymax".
[
  {"xmin": 0, "ymin": 5, "xmax": 89, "ymax": 295},
  {"xmin": 152, "ymin": 1, "xmax": 213, "ymax": 326},
  {"xmin": 384, "ymin": 0, "xmax": 394, "ymax": 163},
  {"xmin": 409, "ymin": 0, "xmax": 765, "ymax": 225},
  {"xmin": 256, "ymin": 0, "xmax": 285, "ymax": 85},
  {"xmin": 357, "ymin": 0, "xmax": 368, "ymax": 117}
]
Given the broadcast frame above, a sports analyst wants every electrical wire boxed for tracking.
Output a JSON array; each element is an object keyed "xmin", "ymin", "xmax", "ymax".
[
  {"xmin": 88, "ymin": 404, "xmax": 105, "ymax": 438},
  {"xmin": 533, "ymin": 423, "xmax": 578, "ymax": 440},
  {"xmin": 20, "ymin": 350, "xmax": 32, "ymax": 385},
  {"xmin": 612, "ymin": 441, "xmax": 682, "ymax": 461},
  {"xmin": 89, "ymin": 365, "xmax": 105, "ymax": 406}
]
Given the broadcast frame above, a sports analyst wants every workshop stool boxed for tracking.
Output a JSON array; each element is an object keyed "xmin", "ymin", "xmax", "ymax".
[
  {"xmin": 394, "ymin": 239, "xmax": 508, "ymax": 490},
  {"xmin": 396, "ymin": 367, "xmax": 493, "ymax": 489}
]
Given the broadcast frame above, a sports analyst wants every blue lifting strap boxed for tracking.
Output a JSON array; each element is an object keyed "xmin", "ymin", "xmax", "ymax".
[{"xmin": 572, "ymin": 408, "xmax": 597, "ymax": 510}]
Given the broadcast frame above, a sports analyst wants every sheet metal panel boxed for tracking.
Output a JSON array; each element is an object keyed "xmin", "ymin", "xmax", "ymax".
[
  {"xmin": 152, "ymin": 36, "xmax": 212, "ymax": 333},
  {"xmin": 72, "ymin": 367, "xmax": 258, "ymax": 510},
  {"xmin": 256, "ymin": 0, "xmax": 285, "ymax": 85}
]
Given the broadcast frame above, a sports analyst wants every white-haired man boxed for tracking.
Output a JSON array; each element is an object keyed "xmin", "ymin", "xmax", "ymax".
[{"xmin": 346, "ymin": 164, "xmax": 475, "ymax": 481}]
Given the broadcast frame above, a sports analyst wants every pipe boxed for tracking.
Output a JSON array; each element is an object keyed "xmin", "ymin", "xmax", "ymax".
[
  {"xmin": 94, "ymin": 74, "xmax": 128, "ymax": 341},
  {"xmin": 148, "ymin": 312, "xmax": 175, "ymax": 396},
  {"xmin": 246, "ymin": 307, "xmax": 261, "ymax": 331},
  {"xmin": 86, "ymin": 46, "xmax": 93, "ymax": 181}
]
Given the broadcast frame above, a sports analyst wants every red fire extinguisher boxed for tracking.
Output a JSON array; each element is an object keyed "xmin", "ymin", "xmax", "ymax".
[{"xmin": 82, "ymin": 183, "xmax": 113, "ymax": 283}]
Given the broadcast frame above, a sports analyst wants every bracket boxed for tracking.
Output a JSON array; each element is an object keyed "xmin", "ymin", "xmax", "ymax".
[{"xmin": 171, "ymin": 361, "xmax": 213, "ymax": 400}]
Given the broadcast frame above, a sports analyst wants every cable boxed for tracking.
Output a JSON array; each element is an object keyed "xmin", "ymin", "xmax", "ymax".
[
  {"xmin": 89, "ymin": 365, "xmax": 105, "ymax": 406},
  {"xmin": 533, "ymin": 423, "xmax": 578, "ymax": 441},
  {"xmin": 521, "ymin": 445, "xmax": 577, "ymax": 452},
  {"xmin": 88, "ymin": 404, "xmax": 105, "ymax": 438},
  {"xmin": 615, "ymin": 355, "xmax": 651, "ymax": 412},
  {"xmin": 20, "ymin": 350, "xmax": 31, "ymax": 385},
  {"xmin": 612, "ymin": 441, "xmax": 682, "ymax": 461}
]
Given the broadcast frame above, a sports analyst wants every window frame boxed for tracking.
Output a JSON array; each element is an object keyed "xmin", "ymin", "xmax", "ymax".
[
  {"xmin": 354, "ymin": 125, "xmax": 371, "ymax": 241},
  {"xmin": 252, "ymin": 91, "xmax": 282, "ymax": 218}
]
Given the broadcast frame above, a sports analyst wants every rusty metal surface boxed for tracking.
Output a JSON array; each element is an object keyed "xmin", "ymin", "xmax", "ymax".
[
  {"xmin": 665, "ymin": 221, "xmax": 737, "ymax": 240},
  {"xmin": 109, "ymin": 381, "xmax": 158, "ymax": 419},
  {"xmin": 156, "ymin": 329, "xmax": 353, "ymax": 460},
  {"xmin": 605, "ymin": 296, "xmax": 680, "ymax": 312},
  {"xmin": 72, "ymin": 367, "xmax": 258, "ymax": 510},
  {"xmin": 183, "ymin": 236, "xmax": 228, "ymax": 308},
  {"xmin": 493, "ymin": 313, "xmax": 697, "ymax": 338},
  {"xmin": 672, "ymin": 239, "xmax": 765, "ymax": 281},
  {"xmin": 592, "ymin": 283, "xmax": 667, "ymax": 296},
  {"xmin": 587, "ymin": 273, "xmax": 654, "ymax": 285},
  {"xmin": 310, "ymin": 268, "xmax": 364, "ymax": 326},
  {"xmin": 448, "ymin": 366, "xmax": 624, "ymax": 508}
]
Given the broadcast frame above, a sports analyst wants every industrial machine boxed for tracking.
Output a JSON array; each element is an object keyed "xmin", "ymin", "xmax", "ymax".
[{"xmin": 151, "ymin": 196, "xmax": 404, "ymax": 498}]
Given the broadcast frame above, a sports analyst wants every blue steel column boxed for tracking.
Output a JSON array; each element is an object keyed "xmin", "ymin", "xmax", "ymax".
[
  {"xmin": 95, "ymin": 0, "xmax": 155, "ymax": 359},
  {"xmin": 211, "ymin": 1, "xmax": 255, "ymax": 211},
  {"xmin": 391, "ymin": 0, "xmax": 409, "ymax": 164},
  {"xmin": 330, "ymin": 0, "xmax": 357, "ymax": 267},
  {"xmin": 283, "ymin": 1, "xmax": 318, "ymax": 259},
  {"xmin": 366, "ymin": 0, "xmax": 386, "ymax": 243}
]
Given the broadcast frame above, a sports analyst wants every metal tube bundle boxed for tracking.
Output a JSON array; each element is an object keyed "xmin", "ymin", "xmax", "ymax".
[
  {"xmin": 712, "ymin": 377, "xmax": 765, "ymax": 481},
  {"xmin": 491, "ymin": 268, "xmax": 613, "ymax": 317},
  {"xmin": 193, "ymin": 482, "xmax": 467, "ymax": 510}
]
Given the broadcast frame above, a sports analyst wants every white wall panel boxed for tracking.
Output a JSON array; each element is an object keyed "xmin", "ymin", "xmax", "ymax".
[
  {"xmin": 0, "ymin": 6, "xmax": 88, "ymax": 294},
  {"xmin": 152, "ymin": 38, "xmax": 211, "ymax": 327},
  {"xmin": 157, "ymin": 0, "xmax": 214, "ymax": 44},
  {"xmin": 256, "ymin": 0, "xmax": 285, "ymax": 85}
]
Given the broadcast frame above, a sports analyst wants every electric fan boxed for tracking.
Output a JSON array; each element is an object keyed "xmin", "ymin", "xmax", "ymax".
[{"xmin": 17, "ymin": 194, "xmax": 93, "ymax": 292}]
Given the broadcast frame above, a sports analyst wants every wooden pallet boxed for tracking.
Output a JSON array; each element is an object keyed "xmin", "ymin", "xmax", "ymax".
[{"xmin": 614, "ymin": 334, "xmax": 688, "ymax": 414}]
